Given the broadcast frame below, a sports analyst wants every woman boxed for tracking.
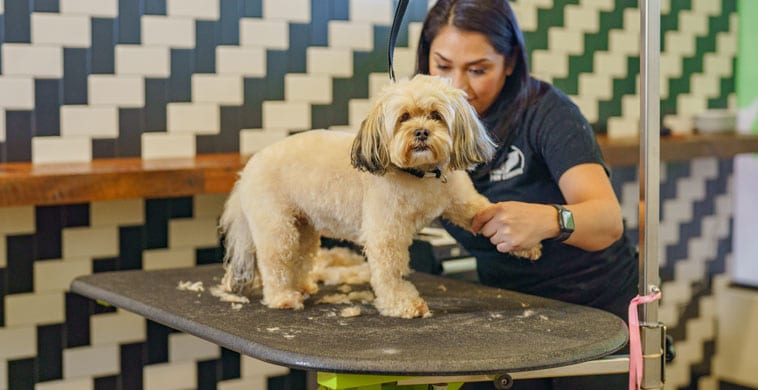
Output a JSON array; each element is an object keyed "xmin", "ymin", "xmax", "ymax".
[{"xmin": 416, "ymin": 1, "xmax": 638, "ymax": 388}]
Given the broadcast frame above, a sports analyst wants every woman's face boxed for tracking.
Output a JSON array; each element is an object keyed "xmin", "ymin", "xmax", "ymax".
[{"xmin": 429, "ymin": 25, "xmax": 514, "ymax": 115}]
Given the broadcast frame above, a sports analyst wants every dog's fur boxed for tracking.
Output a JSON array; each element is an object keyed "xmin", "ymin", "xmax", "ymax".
[{"xmin": 220, "ymin": 74, "xmax": 541, "ymax": 318}]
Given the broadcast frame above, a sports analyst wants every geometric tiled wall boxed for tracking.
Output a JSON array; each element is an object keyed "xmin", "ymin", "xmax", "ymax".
[
  {"xmin": 613, "ymin": 158, "xmax": 741, "ymax": 390},
  {"xmin": 0, "ymin": 0, "xmax": 738, "ymax": 164},
  {"xmin": 0, "ymin": 0, "xmax": 745, "ymax": 389}
]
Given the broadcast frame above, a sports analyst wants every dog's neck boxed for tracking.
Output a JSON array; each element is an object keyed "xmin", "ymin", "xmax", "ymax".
[{"xmin": 399, "ymin": 167, "xmax": 448, "ymax": 183}]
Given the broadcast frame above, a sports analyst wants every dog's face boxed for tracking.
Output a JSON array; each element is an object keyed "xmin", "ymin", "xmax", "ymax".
[{"xmin": 351, "ymin": 74, "xmax": 496, "ymax": 175}]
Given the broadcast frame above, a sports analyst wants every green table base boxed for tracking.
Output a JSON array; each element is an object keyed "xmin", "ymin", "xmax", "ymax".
[{"xmin": 317, "ymin": 372, "xmax": 464, "ymax": 389}]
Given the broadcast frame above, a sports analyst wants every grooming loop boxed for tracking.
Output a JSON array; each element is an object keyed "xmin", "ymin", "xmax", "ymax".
[{"xmin": 628, "ymin": 286, "xmax": 665, "ymax": 390}]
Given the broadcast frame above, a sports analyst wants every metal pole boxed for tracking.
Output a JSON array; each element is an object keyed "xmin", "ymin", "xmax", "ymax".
[{"xmin": 639, "ymin": 0, "xmax": 665, "ymax": 388}]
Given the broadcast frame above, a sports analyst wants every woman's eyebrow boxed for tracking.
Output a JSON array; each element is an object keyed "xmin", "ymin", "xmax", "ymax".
[{"xmin": 433, "ymin": 52, "xmax": 490, "ymax": 66}]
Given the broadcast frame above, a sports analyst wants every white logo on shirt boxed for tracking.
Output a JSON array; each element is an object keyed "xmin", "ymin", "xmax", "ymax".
[{"xmin": 490, "ymin": 145, "xmax": 525, "ymax": 182}]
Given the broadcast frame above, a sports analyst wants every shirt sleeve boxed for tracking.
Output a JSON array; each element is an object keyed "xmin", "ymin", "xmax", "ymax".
[{"xmin": 530, "ymin": 93, "xmax": 608, "ymax": 183}]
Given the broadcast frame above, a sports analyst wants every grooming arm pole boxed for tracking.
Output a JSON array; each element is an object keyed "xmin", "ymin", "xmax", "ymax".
[{"xmin": 639, "ymin": 1, "xmax": 666, "ymax": 389}]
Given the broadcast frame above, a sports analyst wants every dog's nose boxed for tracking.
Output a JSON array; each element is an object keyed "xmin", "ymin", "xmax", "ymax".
[{"xmin": 414, "ymin": 129, "xmax": 429, "ymax": 141}]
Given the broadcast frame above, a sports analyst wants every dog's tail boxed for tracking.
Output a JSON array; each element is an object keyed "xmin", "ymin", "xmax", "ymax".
[{"xmin": 219, "ymin": 181, "xmax": 257, "ymax": 293}]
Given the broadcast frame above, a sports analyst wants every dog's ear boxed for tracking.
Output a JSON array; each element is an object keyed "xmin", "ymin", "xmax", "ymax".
[
  {"xmin": 449, "ymin": 91, "xmax": 496, "ymax": 170},
  {"xmin": 351, "ymin": 102, "xmax": 390, "ymax": 175}
]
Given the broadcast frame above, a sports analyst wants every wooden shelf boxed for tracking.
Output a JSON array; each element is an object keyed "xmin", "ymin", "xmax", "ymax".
[
  {"xmin": 0, "ymin": 153, "xmax": 247, "ymax": 207},
  {"xmin": 597, "ymin": 132, "xmax": 758, "ymax": 167},
  {"xmin": 2, "ymin": 133, "xmax": 757, "ymax": 207}
]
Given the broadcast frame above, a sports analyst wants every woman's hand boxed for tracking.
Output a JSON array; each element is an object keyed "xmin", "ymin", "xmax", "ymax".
[
  {"xmin": 472, "ymin": 201, "xmax": 557, "ymax": 254},
  {"xmin": 471, "ymin": 163, "xmax": 625, "ymax": 254}
]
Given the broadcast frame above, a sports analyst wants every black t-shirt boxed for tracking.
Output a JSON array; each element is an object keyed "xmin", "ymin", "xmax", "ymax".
[{"xmin": 443, "ymin": 79, "xmax": 638, "ymax": 320}]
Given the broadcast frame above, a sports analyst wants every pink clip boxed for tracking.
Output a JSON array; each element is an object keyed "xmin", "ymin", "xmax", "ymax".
[{"xmin": 628, "ymin": 290, "xmax": 662, "ymax": 390}]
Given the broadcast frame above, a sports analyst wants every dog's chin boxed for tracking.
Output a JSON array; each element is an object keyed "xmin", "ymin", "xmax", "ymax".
[{"xmin": 395, "ymin": 144, "xmax": 449, "ymax": 170}]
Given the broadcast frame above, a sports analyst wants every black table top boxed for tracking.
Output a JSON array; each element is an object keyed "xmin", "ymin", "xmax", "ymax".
[{"xmin": 70, "ymin": 264, "xmax": 627, "ymax": 376}]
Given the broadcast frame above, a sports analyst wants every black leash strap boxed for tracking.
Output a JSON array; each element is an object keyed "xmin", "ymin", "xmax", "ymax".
[{"xmin": 388, "ymin": 0, "xmax": 410, "ymax": 82}]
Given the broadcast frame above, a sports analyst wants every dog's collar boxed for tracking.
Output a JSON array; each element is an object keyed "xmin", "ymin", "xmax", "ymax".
[{"xmin": 400, "ymin": 167, "xmax": 448, "ymax": 183}]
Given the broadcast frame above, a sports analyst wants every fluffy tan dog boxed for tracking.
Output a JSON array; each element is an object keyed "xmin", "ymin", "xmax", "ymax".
[{"xmin": 220, "ymin": 74, "xmax": 541, "ymax": 318}]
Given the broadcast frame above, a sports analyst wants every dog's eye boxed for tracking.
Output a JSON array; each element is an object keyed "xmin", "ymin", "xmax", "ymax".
[
  {"xmin": 399, "ymin": 113, "xmax": 411, "ymax": 123},
  {"xmin": 430, "ymin": 111, "xmax": 444, "ymax": 122}
]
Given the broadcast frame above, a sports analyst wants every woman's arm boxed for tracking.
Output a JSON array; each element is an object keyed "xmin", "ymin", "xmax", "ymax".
[{"xmin": 471, "ymin": 162, "xmax": 623, "ymax": 253}]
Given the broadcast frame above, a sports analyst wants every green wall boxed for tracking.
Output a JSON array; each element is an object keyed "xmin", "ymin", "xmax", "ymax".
[{"xmin": 738, "ymin": 0, "xmax": 758, "ymax": 133}]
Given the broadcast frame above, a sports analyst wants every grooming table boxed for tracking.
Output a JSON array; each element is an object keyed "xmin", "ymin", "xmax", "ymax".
[{"xmin": 70, "ymin": 264, "xmax": 628, "ymax": 389}]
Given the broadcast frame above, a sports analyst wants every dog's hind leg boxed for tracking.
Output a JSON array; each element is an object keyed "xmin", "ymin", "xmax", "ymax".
[
  {"xmin": 252, "ymin": 211, "xmax": 309, "ymax": 310},
  {"xmin": 293, "ymin": 218, "xmax": 320, "ymax": 296}
]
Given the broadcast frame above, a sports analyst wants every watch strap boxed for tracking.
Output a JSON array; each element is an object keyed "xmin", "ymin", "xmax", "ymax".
[{"xmin": 550, "ymin": 204, "xmax": 573, "ymax": 242}]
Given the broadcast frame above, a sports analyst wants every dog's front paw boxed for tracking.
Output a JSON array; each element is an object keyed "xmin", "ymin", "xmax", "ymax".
[
  {"xmin": 262, "ymin": 290, "xmax": 305, "ymax": 310},
  {"xmin": 375, "ymin": 296, "xmax": 431, "ymax": 319},
  {"xmin": 511, "ymin": 243, "xmax": 542, "ymax": 261}
]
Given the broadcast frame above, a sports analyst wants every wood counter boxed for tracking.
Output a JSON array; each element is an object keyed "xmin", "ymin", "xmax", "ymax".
[{"xmin": 2, "ymin": 133, "xmax": 757, "ymax": 207}]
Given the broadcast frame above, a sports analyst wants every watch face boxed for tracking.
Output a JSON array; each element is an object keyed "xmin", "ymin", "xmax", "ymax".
[{"xmin": 561, "ymin": 210, "xmax": 575, "ymax": 231}]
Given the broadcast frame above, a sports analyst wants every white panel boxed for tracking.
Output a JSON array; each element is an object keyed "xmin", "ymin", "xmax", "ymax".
[
  {"xmin": 0, "ymin": 237, "xmax": 5, "ymax": 268},
  {"xmin": 36, "ymin": 377, "xmax": 94, "ymax": 390},
  {"xmin": 91, "ymin": 199, "xmax": 145, "ymax": 227},
  {"xmin": 715, "ymin": 286, "xmax": 758, "ymax": 387},
  {"xmin": 144, "ymin": 361, "xmax": 196, "ymax": 390},
  {"xmin": 167, "ymin": 103, "xmax": 220, "ymax": 134},
  {"xmin": 5, "ymin": 291, "xmax": 65, "ymax": 326},
  {"xmin": 88, "ymin": 75, "xmax": 144, "ymax": 107},
  {"xmin": 0, "ymin": 326, "xmax": 36, "ymax": 359},
  {"xmin": 328, "ymin": 21, "xmax": 373, "ymax": 50},
  {"xmin": 548, "ymin": 28, "xmax": 584, "ymax": 55},
  {"xmin": 142, "ymin": 133, "xmax": 196, "ymax": 159},
  {"xmin": 34, "ymin": 258, "xmax": 91, "ymax": 293},
  {"xmin": 60, "ymin": 106, "xmax": 119, "ymax": 138},
  {"xmin": 168, "ymin": 217, "xmax": 219, "ymax": 248},
  {"xmin": 62, "ymin": 226, "xmax": 119, "ymax": 258},
  {"xmin": 216, "ymin": 46, "xmax": 266, "ymax": 77},
  {"xmin": 239, "ymin": 19, "xmax": 288, "ymax": 49},
  {"xmin": 194, "ymin": 194, "xmax": 227, "ymax": 218},
  {"xmin": 578, "ymin": 73, "xmax": 613, "ymax": 99},
  {"xmin": 0, "ymin": 108, "xmax": 4, "ymax": 142},
  {"xmin": 0, "ymin": 362, "xmax": 5, "ymax": 390},
  {"xmin": 31, "ymin": 13, "xmax": 90, "ymax": 47},
  {"xmin": 32, "ymin": 136, "xmax": 92, "ymax": 164},
  {"xmin": 240, "ymin": 355, "xmax": 289, "ymax": 377},
  {"xmin": 284, "ymin": 74, "xmax": 332, "ymax": 103},
  {"xmin": 349, "ymin": 0, "xmax": 392, "ymax": 24},
  {"xmin": 63, "ymin": 344, "xmax": 119, "ymax": 379},
  {"xmin": 262, "ymin": 101, "xmax": 310, "ymax": 129},
  {"xmin": 306, "ymin": 47, "xmax": 352, "ymax": 77},
  {"xmin": 116, "ymin": 45, "xmax": 171, "ymax": 77},
  {"xmin": 0, "ymin": 206, "xmax": 35, "ymax": 234},
  {"xmin": 141, "ymin": 15, "xmax": 195, "ymax": 48},
  {"xmin": 167, "ymin": 0, "xmax": 219, "ymax": 20},
  {"xmin": 143, "ymin": 248, "xmax": 195, "ymax": 270},
  {"xmin": 240, "ymin": 128, "xmax": 289, "ymax": 154},
  {"xmin": 91, "ymin": 310, "xmax": 146, "ymax": 345},
  {"xmin": 169, "ymin": 333, "xmax": 220, "ymax": 362},
  {"xmin": 368, "ymin": 72, "xmax": 391, "ymax": 98},
  {"xmin": 60, "ymin": 0, "xmax": 118, "ymax": 17},
  {"xmin": 2, "ymin": 44, "xmax": 62, "ymax": 77},
  {"xmin": 348, "ymin": 99, "xmax": 371, "ymax": 127},
  {"xmin": 733, "ymin": 155, "xmax": 758, "ymax": 287},
  {"xmin": 564, "ymin": 5, "xmax": 599, "ymax": 32},
  {"xmin": 0, "ymin": 77, "xmax": 34, "ymax": 109},
  {"xmin": 531, "ymin": 50, "xmax": 569, "ymax": 79},
  {"xmin": 192, "ymin": 74, "xmax": 243, "ymax": 105},
  {"xmin": 263, "ymin": 0, "xmax": 309, "ymax": 22},
  {"xmin": 218, "ymin": 378, "xmax": 268, "ymax": 390}
]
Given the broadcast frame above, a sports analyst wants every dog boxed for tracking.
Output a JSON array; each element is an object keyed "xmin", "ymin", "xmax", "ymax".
[{"xmin": 220, "ymin": 74, "xmax": 541, "ymax": 318}]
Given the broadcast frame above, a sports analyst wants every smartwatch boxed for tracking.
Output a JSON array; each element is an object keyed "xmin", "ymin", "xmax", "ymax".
[{"xmin": 550, "ymin": 204, "xmax": 575, "ymax": 242}]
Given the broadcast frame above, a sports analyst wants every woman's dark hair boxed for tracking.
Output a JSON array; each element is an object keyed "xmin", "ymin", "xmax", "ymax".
[{"xmin": 416, "ymin": 0, "xmax": 541, "ymax": 176}]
